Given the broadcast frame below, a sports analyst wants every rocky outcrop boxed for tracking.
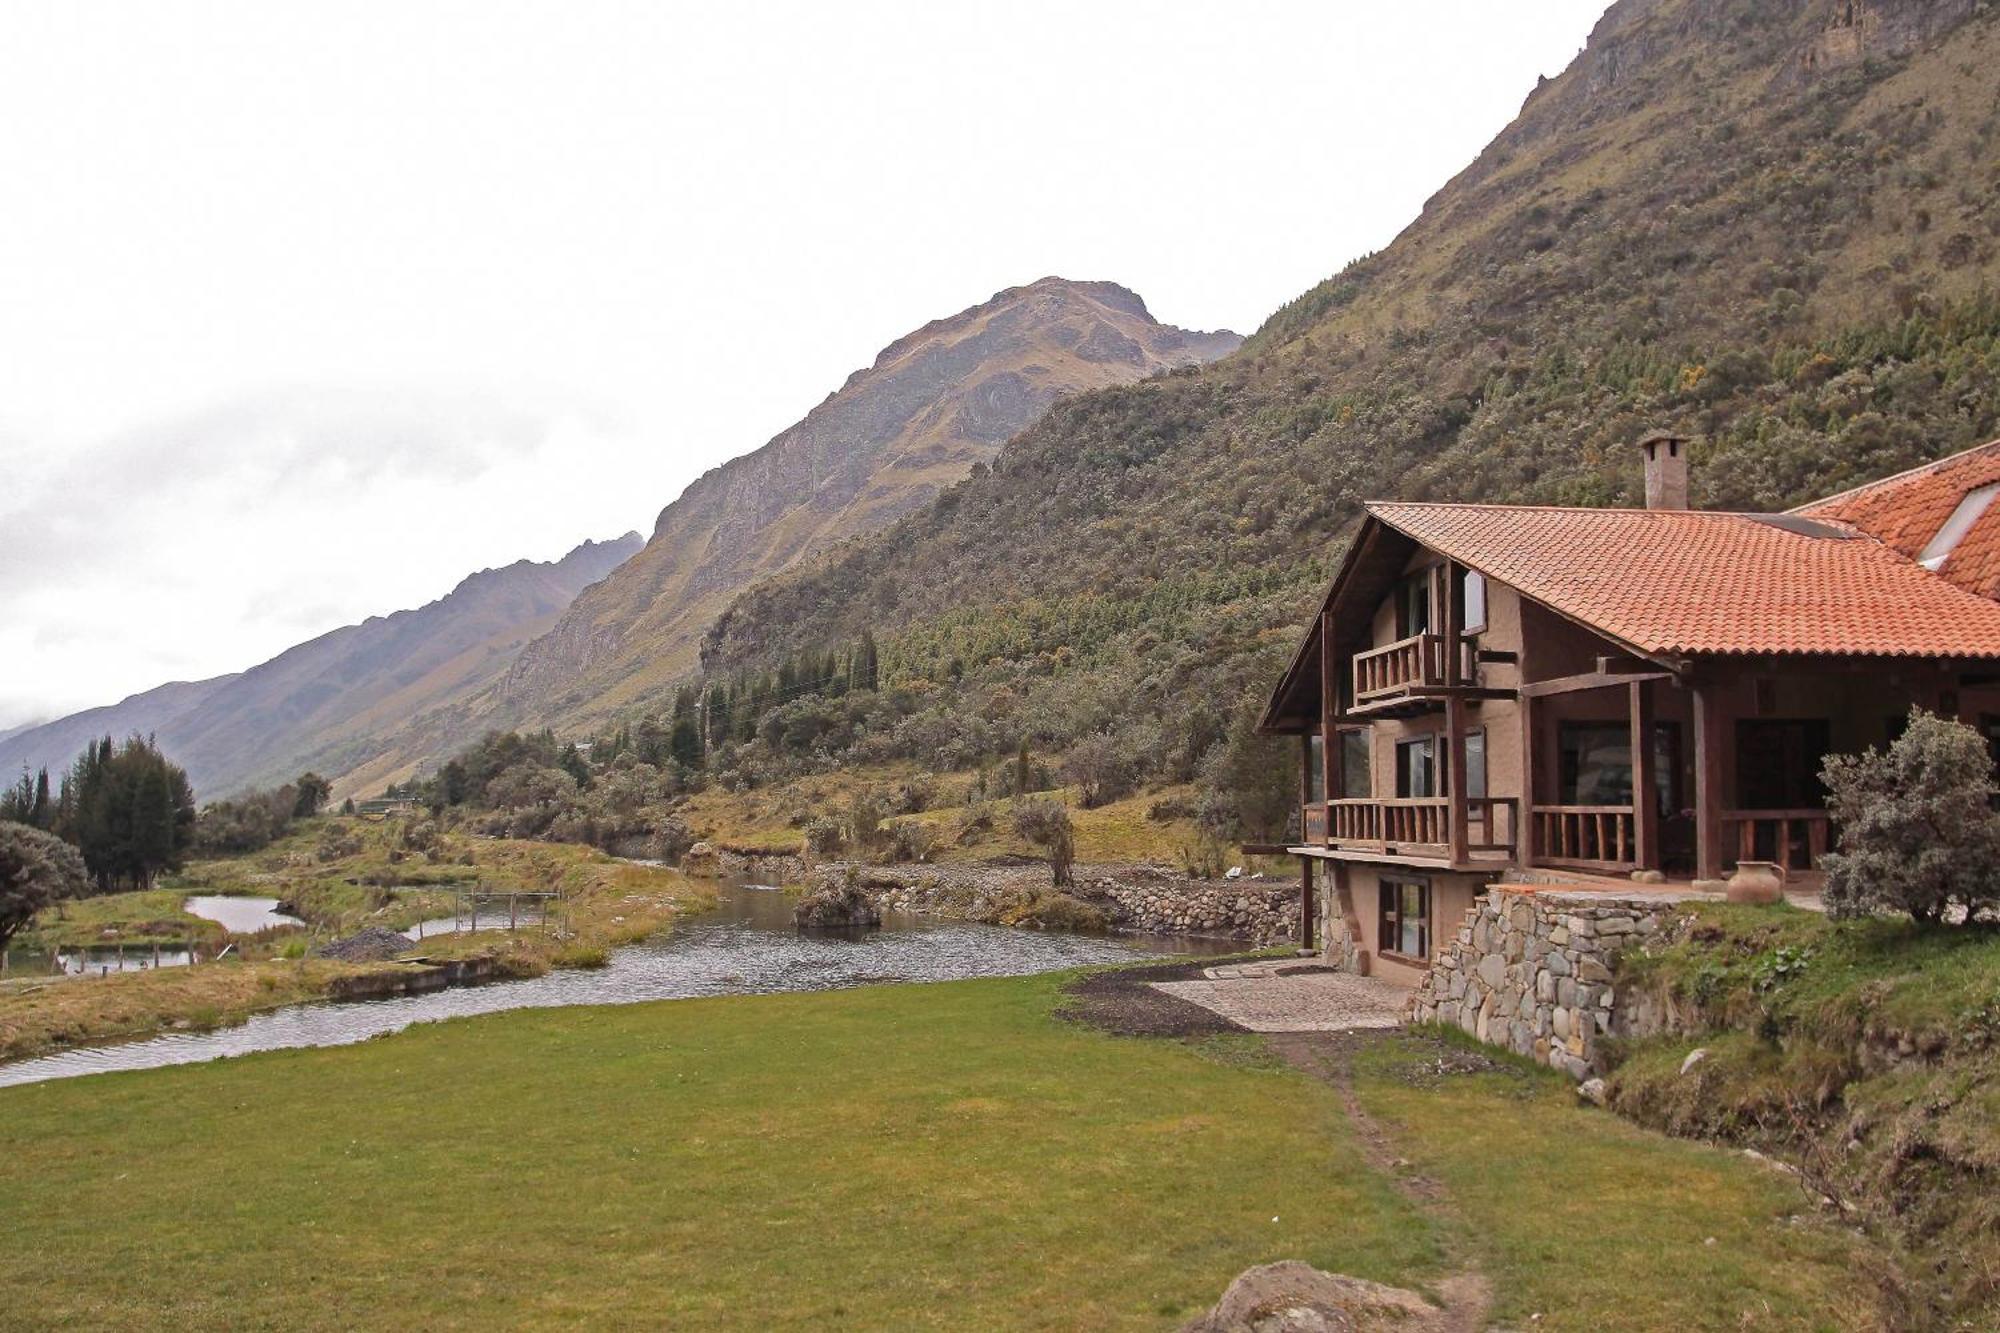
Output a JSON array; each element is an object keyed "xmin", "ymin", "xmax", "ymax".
[
  {"xmin": 1180, "ymin": 1261, "xmax": 1446, "ymax": 1333},
  {"xmin": 1410, "ymin": 887, "xmax": 1678, "ymax": 1080},
  {"xmin": 793, "ymin": 868, "xmax": 883, "ymax": 930}
]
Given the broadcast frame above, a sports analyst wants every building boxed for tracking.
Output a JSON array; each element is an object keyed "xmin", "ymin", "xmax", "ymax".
[{"xmin": 1258, "ymin": 435, "xmax": 2000, "ymax": 986}]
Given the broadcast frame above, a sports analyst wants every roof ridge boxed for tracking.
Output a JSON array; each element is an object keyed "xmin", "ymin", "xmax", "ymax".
[{"xmin": 1365, "ymin": 500, "xmax": 1859, "ymax": 522}]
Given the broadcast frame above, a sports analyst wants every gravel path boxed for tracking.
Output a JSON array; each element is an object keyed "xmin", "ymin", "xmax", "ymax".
[{"xmin": 1149, "ymin": 959, "xmax": 1409, "ymax": 1033}]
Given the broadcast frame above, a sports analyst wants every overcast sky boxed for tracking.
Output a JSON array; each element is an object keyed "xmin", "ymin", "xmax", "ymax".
[{"xmin": 0, "ymin": 0, "xmax": 1607, "ymax": 729}]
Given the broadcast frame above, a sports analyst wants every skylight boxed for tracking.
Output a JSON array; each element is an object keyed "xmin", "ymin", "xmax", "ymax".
[{"xmin": 1919, "ymin": 482, "xmax": 2000, "ymax": 570}]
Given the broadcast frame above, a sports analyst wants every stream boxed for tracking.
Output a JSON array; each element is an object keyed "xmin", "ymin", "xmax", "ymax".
[{"xmin": 0, "ymin": 878, "xmax": 1235, "ymax": 1088}]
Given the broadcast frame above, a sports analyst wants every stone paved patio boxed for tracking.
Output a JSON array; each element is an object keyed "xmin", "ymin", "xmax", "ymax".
[{"xmin": 1150, "ymin": 959, "xmax": 1408, "ymax": 1033}]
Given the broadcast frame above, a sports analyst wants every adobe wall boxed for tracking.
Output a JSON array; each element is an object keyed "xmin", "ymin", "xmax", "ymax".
[{"xmin": 1409, "ymin": 886, "xmax": 1681, "ymax": 1079}]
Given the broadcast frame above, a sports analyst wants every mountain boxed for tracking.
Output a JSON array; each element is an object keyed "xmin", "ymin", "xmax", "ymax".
[
  {"xmin": 693, "ymin": 0, "xmax": 2000, "ymax": 800},
  {"xmin": 0, "ymin": 534, "xmax": 642, "ymax": 800},
  {"xmin": 495, "ymin": 278, "xmax": 1241, "ymax": 729}
]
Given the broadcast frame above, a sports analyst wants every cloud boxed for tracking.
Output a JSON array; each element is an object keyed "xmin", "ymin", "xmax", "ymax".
[{"xmin": 0, "ymin": 385, "xmax": 653, "ymax": 727}]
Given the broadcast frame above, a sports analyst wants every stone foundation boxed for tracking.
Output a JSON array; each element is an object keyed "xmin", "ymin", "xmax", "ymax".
[{"xmin": 1409, "ymin": 887, "xmax": 1676, "ymax": 1079}]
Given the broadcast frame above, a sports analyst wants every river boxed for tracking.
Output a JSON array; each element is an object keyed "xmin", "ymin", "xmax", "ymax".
[{"xmin": 0, "ymin": 878, "xmax": 1235, "ymax": 1088}]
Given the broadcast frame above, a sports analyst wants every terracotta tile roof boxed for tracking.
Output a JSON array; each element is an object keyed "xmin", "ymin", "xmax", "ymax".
[
  {"xmin": 1366, "ymin": 501, "xmax": 2000, "ymax": 660},
  {"xmin": 1795, "ymin": 438, "xmax": 2000, "ymax": 601}
]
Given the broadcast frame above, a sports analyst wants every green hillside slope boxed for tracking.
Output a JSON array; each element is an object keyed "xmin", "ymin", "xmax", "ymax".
[{"xmin": 691, "ymin": 0, "xmax": 2000, "ymax": 820}]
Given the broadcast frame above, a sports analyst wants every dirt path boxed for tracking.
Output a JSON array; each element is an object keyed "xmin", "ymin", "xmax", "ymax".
[{"xmin": 1265, "ymin": 1032, "xmax": 1494, "ymax": 1331}]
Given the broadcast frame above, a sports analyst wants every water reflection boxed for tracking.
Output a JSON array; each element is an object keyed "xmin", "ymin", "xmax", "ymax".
[{"xmin": 184, "ymin": 896, "xmax": 303, "ymax": 933}]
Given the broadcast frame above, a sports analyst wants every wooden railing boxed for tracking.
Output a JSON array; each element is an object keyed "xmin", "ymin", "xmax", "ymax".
[
  {"xmin": 1303, "ymin": 802, "xmax": 1328, "ymax": 843},
  {"xmin": 1464, "ymin": 797, "xmax": 1519, "ymax": 854},
  {"xmin": 1351, "ymin": 633, "xmax": 1450, "ymax": 700},
  {"xmin": 1533, "ymin": 805, "xmax": 1637, "ymax": 871},
  {"xmin": 1723, "ymin": 808, "xmax": 1830, "ymax": 873},
  {"xmin": 1331, "ymin": 797, "xmax": 1448, "ymax": 847}
]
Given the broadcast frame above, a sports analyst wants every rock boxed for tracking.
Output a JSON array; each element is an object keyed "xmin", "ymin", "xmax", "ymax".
[
  {"xmin": 1629, "ymin": 868, "xmax": 1666, "ymax": 885},
  {"xmin": 681, "ymin": 841, "xmax": 721, "ymax": 876},
  {"xmin": 1180, "ymin": 1261, "xmax": 1446, "ymax": 1332},
  {"xmin": 793, "ymin": 869, "xmax": 883, "ymax": 930},
  {"xmin": 317, "ymin": 926, "xmax": 417, "ymax": 962},
  {"xmin": 1681, "ymin": 1047, "xmax": 1710, "ymax": 1076},
  {"xmin": 1578, "ymin": 1077, "xmax": 1608, "ymax": 1106}
]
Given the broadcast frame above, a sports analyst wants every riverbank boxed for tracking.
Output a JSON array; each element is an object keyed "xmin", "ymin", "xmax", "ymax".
[
  {"xmin": 0, "ymin": 965, "xmax": 1871, "ymax": 1329},
  {"xmin": 0, "ymin": 820, "xmax": 705, "ymax": 1062}
]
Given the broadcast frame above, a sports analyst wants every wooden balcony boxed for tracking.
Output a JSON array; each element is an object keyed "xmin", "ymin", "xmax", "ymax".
[
  {"xmin": 1532, "ymin": 805, "xmax": 1637, "ymax": 873},
  {"xmin": 1723, "ymin": 808, "xmax": 1830, "ymax": 873},
  {"xmin": 1352, "ymin": 633, "xmax": 1449, "ymax": 700},
  {"xmin": 1299, "ymin": 797, "xmax": 1517, "ymax": 866}
]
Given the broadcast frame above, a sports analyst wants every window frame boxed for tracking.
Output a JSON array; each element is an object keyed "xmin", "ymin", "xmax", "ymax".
[
  {"xmin": 1395, "ymin": 569, "xmax": 1435, "ymax": 639},
  {"xmin": 1459, "ymin": 567, "xmax": 1488, "ymax": 636},
  {"xmin": 1379, "ymin": 875, "xmax": 1432, "ymax": 962},
  {"xmin": 1337, "ymin": 727, "xmax": 1371, "ymax": 799},
  {"xmin": 1395, "ymin": 734, "xmax": 1441, "ymax": 799}
]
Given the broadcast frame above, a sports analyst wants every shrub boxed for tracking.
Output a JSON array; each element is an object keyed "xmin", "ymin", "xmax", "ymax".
[
  {"xmin": 0, "ymin": 821, "xmax": 89, "ymax": 947},
  {"xmin": 887, "ymin": 819, "xmax": 942, "ymax": 864},
  {"xmin": 1011, "ymin": 798, "xmax": 1075, "ymax": 887},
  {"xmin": 802, "ymin": 816, "xmax": 845, "ymax": 858},
  {"xmin": 1820, "ymin": 709, "xmax": 2000, "ymax": 924}
]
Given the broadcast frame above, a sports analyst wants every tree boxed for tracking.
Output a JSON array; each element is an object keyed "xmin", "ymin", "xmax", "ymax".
[
  {"xmin": 54, "ymin": 736, "xmax": 195, "ymax": 891},
  {"xmin": 293, "ymin": 772, "xmax": 332, "ymax": 818},
  {"xmin": 1012, "ymin": 798, "xmax": 1074, "ymax": 887},
  {"xmin": 0, "ymin": 821, "xmax": 89, "ymax": 950},
  {"xmin": 1820, "ymin": 709, "xmax": 2000, "ymax": 924}
]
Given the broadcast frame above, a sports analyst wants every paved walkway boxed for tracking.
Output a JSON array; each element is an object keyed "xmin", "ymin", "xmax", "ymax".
[{"xmin": 1150, "ymin": 959, "xmax": 1408, "ymax": 1033}]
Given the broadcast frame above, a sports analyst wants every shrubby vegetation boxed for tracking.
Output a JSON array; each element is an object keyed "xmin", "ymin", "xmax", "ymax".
[
  {"xmin": 1820, "ymin": 710, "xmax": 2000, "ymax": 924},
  {"xmin": 0, "ymin": 821, "xmax": 90, "ymax": 949}
]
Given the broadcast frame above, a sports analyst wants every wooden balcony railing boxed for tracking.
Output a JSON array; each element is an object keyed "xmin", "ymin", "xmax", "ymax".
[
  {"xmin": 1533, "ymin": 805, "xmax": 1637, "ymax": 871},
  {"xmin": 1351, "ymin": 633, "xmax": 1451, "ymax": 700},
  {"xmin": 1299, "ymin": 797, "xmax": 1518, "ymax": 861},
  {"xmin": 1724, "ymin": 808, "xmax": 1830, "ymax": 873}
]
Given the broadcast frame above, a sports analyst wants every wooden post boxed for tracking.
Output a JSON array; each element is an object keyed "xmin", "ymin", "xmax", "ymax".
[
  {"xmin": 1517, "ymin": 692, "xmax": 1537, "ymax": 868},
  {"xmin": 1630, "ymin": 679, "xmax": 1658, "ymax": 873},
  {"xmin": 1299, "ymin": 732, "xmax": 1314, "ymax": 840},
  {"xmin": 509, "ymin": 894, "xmax": 518, "ymax": 931},
  {"xmin": 1441, "ymin": 560, "xmax": 1462, "ymax": 686},
  {"xmin": 1446, "ymin": 694, "xmax": 1469, "ymax": 866},
  {"xmin": 1299, "ymin": 857, "xmax": 1316, "ymax": 951},
  {"xmin": 1318, "ymin": 611, "xmax": 1337, "ymax": 823},
  {"xmin": 1693, "ymin": 679, "xmax": 1725, "ymax": 882}
]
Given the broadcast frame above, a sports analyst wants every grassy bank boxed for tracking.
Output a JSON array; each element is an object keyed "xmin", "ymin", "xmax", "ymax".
[
  {"xmin": 0, "ymin": 819, "xmax": 707, "ymax": 1062},
  {"xmin": 0, "ymin": 969, "xmax": 1869, "ymax": 1329},
  {"xmin": 1605, "ymin": 904, "xmax": 2000, "ymax": 1323}
]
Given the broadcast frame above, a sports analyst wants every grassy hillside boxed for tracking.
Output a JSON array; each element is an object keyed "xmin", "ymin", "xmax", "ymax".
[{"xmin": 690, "ymin": 0, "xmax": 2000, "ymax": 818}]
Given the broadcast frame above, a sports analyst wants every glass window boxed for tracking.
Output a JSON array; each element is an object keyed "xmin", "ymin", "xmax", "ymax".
[
  {"xmin": 1464, "ymin": 730, "xmax": 1487, "ymax": 799},
  {"xmin": 1398, "ymin": 573, "xmax": 1432, "ymax": 637},
  {"xmin": 1340, "ymin": 730, "xmax": 1371, "ymax": 798},
  {"xmin": 1380, "ymin": 877, "xmax": 1431, "ymax": 959},
  {"xmin": 1461, "ymin": 569, "xmax": 1488, "ymax": 633},
  {"xmin": 1559, "ymin": 720, "xmax": 1676, "ymax": 814},
  {"xmin": 1306, "ymin": 734, "xmax": 1325, "ymax": 803},
  {"xmin": 1396, "ymin": 736, "xmax": 1438, "ymax": 798}
]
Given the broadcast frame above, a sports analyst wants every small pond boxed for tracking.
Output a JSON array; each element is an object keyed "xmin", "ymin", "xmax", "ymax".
[
  {"xmin": 3, "ymin": 946, "xmax": 197, "ymax": 977},
  {"xmin": 0, "ymin": 878, "xmax": 1239, "ymax": 1088},
  {"xmin": 184, "ymin": 896, "xmax": 304, "ymax": 934}
]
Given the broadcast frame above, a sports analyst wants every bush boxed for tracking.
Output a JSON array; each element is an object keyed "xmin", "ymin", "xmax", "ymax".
[
  {"xmin": 802, "ymin": 816, "xmax": 845, "ymax": 858},
  {"xmin": 1011, "ymin": 798, "xmax": 1075, "ymax": 887},
  {"xmin": 0, "ymin": 821, "xmax": 89, "ymax": 948},
  {"xmin": 887, "ymin": 819, "xmax": 942, "ymax": 864},
  {"xmin": 1820, "ymin": 709, "xmax": 2000, "ymax": 924}
]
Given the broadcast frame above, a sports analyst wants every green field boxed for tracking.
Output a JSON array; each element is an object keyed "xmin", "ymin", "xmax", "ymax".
[{"xmin": 0, "ymin": 973, "xmax": 1868, "ymax": 1330}]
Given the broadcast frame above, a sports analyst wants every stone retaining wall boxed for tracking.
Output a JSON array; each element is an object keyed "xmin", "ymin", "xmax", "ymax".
[{"xmin": 1409, "ymin": 887, "xmax": 1676, "ymax": 1079}]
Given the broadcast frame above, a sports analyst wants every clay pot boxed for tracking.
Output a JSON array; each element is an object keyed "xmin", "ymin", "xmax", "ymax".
[{"xmin": 1726, "ymin": 860, "xmax": 1785, "ymax": 905}]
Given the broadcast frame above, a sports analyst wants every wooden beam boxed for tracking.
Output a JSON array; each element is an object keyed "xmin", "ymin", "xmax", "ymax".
[
  {"xmin": 1520, "ymin": 669, "xmax": 1676, "ymax": 699},
  {"xmin": 1446, "ymin": 694, "xmax": 1469, "ymax": 866},
  {"xmin": 1299, "ymin": 857, "xmax": 1316, "ymax": 951},
  {"xmin": 1319, "ymin": 611, "xmax": 1338, "ymax": 815},
  {"xmin": 1693, "ymin": 679, "xmax": 1725, "ymax": 881},
  {"xmin": 1630, "ymin": 678, "xmax": 1658, "ymax": 873},
  {"xmin": 1442, "ymin": 560, "xmax": 1462, "ymax": 686},
  {"xmin": 1518, "ymin": 691, "xmax": 1537, "ymax": 868}
]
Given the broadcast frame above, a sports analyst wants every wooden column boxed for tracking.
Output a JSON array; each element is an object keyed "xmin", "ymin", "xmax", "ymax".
[
  {"xmin": 1630, "ymin": 678, "xmax": 1658, "ymax": 872},
  {"xmin": 1517, "ymin": 691, "xmax": 1537, "ymax": 868},
  {"xmin": 1299, "ymin": 732, "xmax": 1314, "ymax": 821},
  {"xmin": 1446, "ymin": 694, "xmax": 1469, "ymax": 866},
  {"xmin": 1299, "ymin": 857, "xmax": 1316, "ymax": 951},
  {"xmin": 1441, "ymin": 560, "xmax": 1462, "ymax": 685},
  {"xmin": 1693, "ymin": 679, "xmax": 1725, "ymax": 882},
  {"xmin": 1319, "ymin": 611, "xmax": 1338, "ymax": 824}
]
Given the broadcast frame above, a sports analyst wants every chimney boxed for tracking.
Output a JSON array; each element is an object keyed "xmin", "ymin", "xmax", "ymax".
[{"xmin": 1640, "ymin": 431, "xmax": 1690, "ymax": 510}]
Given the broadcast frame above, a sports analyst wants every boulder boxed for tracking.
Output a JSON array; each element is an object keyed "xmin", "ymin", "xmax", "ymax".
[
  {"xmin": 1180, "ymin": 1261, "xmax": 1445, "ymax": 1332},
  {"xmin": 793, "ymin": 869, "xmax": 882, "ymax": 930}
]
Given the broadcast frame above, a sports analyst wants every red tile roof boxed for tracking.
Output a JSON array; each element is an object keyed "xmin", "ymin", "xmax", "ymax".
[
  {"xmin": 1366, "ymin": 501, "xmax": 2000, "ymax": 660},
  {"xmin": 1796, "ymin": 439, "xmax": 2000, "ymax": 601}
]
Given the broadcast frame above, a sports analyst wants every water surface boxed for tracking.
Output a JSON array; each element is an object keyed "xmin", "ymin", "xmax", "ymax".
[
  {"xmin": 0, "ymin": 879, "xmax": 1235, "ymax": 1088},
  {"xmin": 184, "ymin": 896, "xmax": 304, "ymax": 934}
]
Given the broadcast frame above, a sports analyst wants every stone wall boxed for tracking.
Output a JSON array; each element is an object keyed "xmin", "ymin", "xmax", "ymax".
[{"xmin": 1409, "ymin": 887, "xmax": 1675, "ymax": 1079}]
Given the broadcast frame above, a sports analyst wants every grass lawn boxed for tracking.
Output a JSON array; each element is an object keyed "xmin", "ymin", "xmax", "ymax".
[{"xmin": 0, "ymin": 973, "xmax": 1871, "ymax": 1330}]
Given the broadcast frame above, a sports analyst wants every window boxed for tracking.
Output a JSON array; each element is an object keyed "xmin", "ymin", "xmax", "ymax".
[
  {"xmin": 1919, "ymin": 482, "xmax": 1999, "ymax": 570},
  {"xmin": 1396, "ymin": 572, "xmax": 1433, "ymax": 637},
  {"xmin": 1459, "ymin": 568, "xmax": 1488, "ymax": 634},
  {"xmin": 1463, "ymin": 730, "xmax": 1487, "ymax": 799},
  {"xmin": 1380, "ymin": 877, "xmax": 1431, "ymax": 959},
  {"xmin": 1396, "ymin": 735, "xmax": 1439, "ymax": 798},
  {"xmin": 1557, "ymin": 721, "xmax": 1677, "ymax": 815},
  {"xmin": 1306, "ymin": 734, "xmax": 1325, "ymax": 804},
  {"xmin": 1735, "ymin": 719, "xmax": 1831, "ymax": 809},
  {"xmin": 1339, "ymin": 729, "xmax": 1371, "ymax": 798}
]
